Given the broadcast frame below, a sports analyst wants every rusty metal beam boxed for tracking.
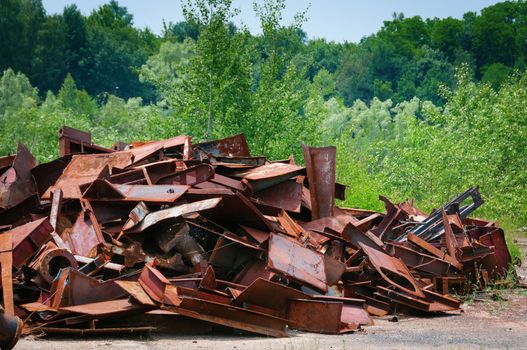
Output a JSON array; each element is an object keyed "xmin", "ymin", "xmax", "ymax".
[{"xmin": 302, "ymin": 144, "xmax": 336, "ymax": 220}]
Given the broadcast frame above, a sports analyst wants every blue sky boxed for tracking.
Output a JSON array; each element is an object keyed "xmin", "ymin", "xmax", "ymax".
[{"xmin": 42, "ymin": 0, "xmax": 503, "ymax": 42}]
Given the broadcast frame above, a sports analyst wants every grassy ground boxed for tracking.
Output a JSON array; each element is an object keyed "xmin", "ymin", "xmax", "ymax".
[{"xmin": 502, "ymin": 226, "xmax": 526, "ymax": 263}]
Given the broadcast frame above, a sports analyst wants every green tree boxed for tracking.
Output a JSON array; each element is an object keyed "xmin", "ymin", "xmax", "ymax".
[
  {"xmin": 481, "ymin": 62, "xmax": 512, "ymax": 89},
  {"xmin": 169, "ymin": 0, "xmax": 252, "ymax": 140}
]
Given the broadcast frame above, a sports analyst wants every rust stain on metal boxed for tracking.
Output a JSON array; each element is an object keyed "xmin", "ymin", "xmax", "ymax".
[
  {"xmin": 268, "ymin": 233, "xmax": 328, "ymax": 292},
  {"xmin": 302, "ymin": 144, "xmax": 336, "ymax": 220},
  {"xmin": 0, "ymin": 127, "xmax": 511, "ymax": 343}
]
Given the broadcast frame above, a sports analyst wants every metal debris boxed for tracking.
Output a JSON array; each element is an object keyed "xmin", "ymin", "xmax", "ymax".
[{"xmin": 0, "ymin": 126, "xmax": 513, "ymax": 345}]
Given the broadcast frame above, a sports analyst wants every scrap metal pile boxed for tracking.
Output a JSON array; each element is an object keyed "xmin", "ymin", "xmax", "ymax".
[{"xmin": 0, "ymin": 126, "xmax": 511, "ymax": 346}]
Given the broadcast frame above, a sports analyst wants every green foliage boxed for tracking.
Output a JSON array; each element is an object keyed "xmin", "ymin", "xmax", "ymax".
[
  {"xmin": 333, "ymin": 65, "xmax": 527, "ymax": 228},
  {"xmin": 2, "ymin": 0, "xmax": 527, "ymax": 235},
  {"xmin": 3, "ymin": 0, "xmax": 527, "ymax": 105},
  {"xmin": 481, "ymin": 63, "xmax": 513, "ymax": 89}
]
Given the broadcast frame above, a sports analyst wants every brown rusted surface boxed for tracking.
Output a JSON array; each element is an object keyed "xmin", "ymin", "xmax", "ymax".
[
  {"xmin": 386, "ymin": 242, "xmax": 453, "ymax": 275},
  {"xmin": 233, "ymin": 162, "xmax": 305, "ymax": 192},
  {"xmin": 42, "ymin": 153, "xmax": 133, "ymax": 199},
  {"xmin": 164, "ymin": 297, "xmax": 288, "ymax": 337},
  {"xmin": 30, "ymin": 245, "xmax": 78, "ymax": 284},
  {"xmin": 0, "ymin": 127, "xmax": 511, "ymax": 340},
  {"xmin": 49, "ymin": 269, "xmax": 126, "ymax": 308},
  {"xmin": 0, "ymin": 233, "xmax": 14, "ymax": 315},
  {"xmin": 302, "ymin": 144, "xmax": 336, "ymax": 220},
  {"xmin": 235, "ymin": 278, "xmax": 309, "ymax": 312},
  {"xmin": 194, "ymin": 134, "xmax": 251, "ymax": 158},
  {"xmin": 59, "ymin": 125, "xmax": 114, "ymax": 156},
  {"xmin": 360, "ymin": 243, "xmax": 425, "ymax": 298},
  {"xmin": 0, "ymin": 143, "xmax": 37, "ymax": 210},
  {"xmin": 251, "ymin": 177, "xmax": 303, "ymax": 213},
  {"xmin": 59, "ymin": 299, "xmax": 146, "ymax": 316},
  {"xmin": 157, "ymin": 164, "xmax": 214, "ymax": 185},
  {"xmin": 268, "ymin": 233, "xmax": 328, "ymax": 292},
  {"xmin": 407, "ymin": 232, "xmax": 463, "ymax": 270},
  {"xmin": 127, "ymin": 197, "xmax": 221, "ymax": 233},
  {"xmin": 8, "ymin": 217, "xmax": 53, "ymax": 267},
  {"xmin": 286, "ymin": 299, "xmax": 351, "ymax": 334},
  {"xmin": 0, "ymin": 305, "xmax": 23, "ymax": 349},
  {"xmin": 139, "ymin": 263, "xmax": 181, "ymax": 306},
  {"xmin": 0, "ymin": 154, "xmax": 15, "ymax": 173},
  {"xmin": 83, "ymin": 179, "xmax": 189, "ymax": 203},
  {"xmin": 66, "ymin": 210, "xmax": 104, "ymax": 257},
  {"xmin": 115, "ymin": 281, "xmax": 156, "ymax": 306}
]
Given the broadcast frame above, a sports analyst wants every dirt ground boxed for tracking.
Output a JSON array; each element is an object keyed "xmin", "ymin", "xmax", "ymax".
[{"xmin": 15, "ymin": 288, "xmax": 527, "ymax": 350}]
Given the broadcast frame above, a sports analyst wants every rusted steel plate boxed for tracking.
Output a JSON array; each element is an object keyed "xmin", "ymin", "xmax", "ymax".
[
  {"xmin": 387, "ymin": 243, "xmax": 453, "ymax": 275},
  {"xmin": 0, "ymin": 154, "xmax": 15, "ymax": 173},
  {"xmin": 286, "ymin": 299, "xmax": 352, "ymax": 334},
  {"xmin": 83, "ymin": 179, "xmax": 189, "ymax": 203},
  {"xmin": 251, "ymin": 177, "xmax": 302, "ymax": 213},
  {"xmin": 276, "ymin": 210, "xmax": 304, "ymax": 238},
  {"xmin": 235, "ymin": 278, "xmax": 309, "ymax": 312},
  {"xmin": 301, "ymin": 216, "xmax": 345, "ymax": 233},
  {"xmin": 50, "ymin": 269, "xmax": 126, "ymax": 308},
  {"xmin": 31, "ymin": 155, "xmax": 73, "ymax": 197},
  {"xmin": 341, "ymin": 304, "xmax": 373, "ymax": 326},
  {"xmin": 478, "ymin": 228, "xmax": 511, "ymax": 276},
  {"xmin": 324, "ymin": 254, "xmax": 346, "ymax": 285},
  {"xmin": 67, "ymin": 210, "xmax": 104, "ymax": 257},
  {"xmin": 353, "ymin": 213, "xmax": 383, "ymax": 232},
  {"xmin": 198, "ymin": 266, "xmax": 217, "ymax": 290},
  {"xmin": 176, "ymin": 286, "xmax": 232, "ymax": 305},
  {"xmin": 120, "ymin": 202, "xmax": 149, "ymax": 233},
  {"xmin": 213, "ymin": 156, "xmax": 266, "ymax": 166},
  {"xmin": 139, "ymin": 264, "xmax": 181, "ymax": 306},
  {"xmin": 59, "ymin": 299, "xmax": 146, "ymax": 316},
  {"xmin": 360, "ymin": 243, "xmax": 425, "ymax": 298},
  {"xmin": 157, "ymin": 164, "xmax": 214, "ymax": 186},
  {"xmin": 421, "ymin": 289, "xmax": 461, "ymax": 311},
  {"xmin": 109, "ymin": 167, "xmax": 146, "ymax": 185},
  {"xmin": 185, "ymin": 188, "xmax": 234, "ymax": 201},
  {"xmin": 8, "ymin": 217, "xmax": 53, "ymax": 267},
  {"xmin": 376, "ymin": 285, "xmax": 432, "ymax": 312},
  {"xmin": 407, "ymin": 233, "xmax": 463, "ymax": 270},
  {"xmin": 238, "ymin": 225, "xmax": 270, "ymax": 245},
  {"xmin": 194, "ymin": 134, "xmax": 251, "ymax": 158},
  {"xmin": 233, "ymin": 259, "xmax": 274, "ymax": 286},
  {"xmin": 0, "ymin": 143, "xmax": 37, "ymax": 210},
  {"xmin": 442, "ymin": 210, "xmax": 459, "ymax": 259},
  {"xmin": 208, "ymin": 174, "xmax": 247, "ymax": 192},
  {"xmin": 203, "ymin": 193, "xmax": 273, "ymax": 232},
  {"xmin": 302, "ymin": 144, "xmax": 336, "ymax": 220},
  {"xmin": 59, "ymin": 126, "xmax": 114, "ymax": 156},
  {"xmin": 0, "ymin": 195, "xmax": 40, "ymax": 226},
  {"xmin": 376, "ymin": 285, "xmax": 460, "ymax": 312},
  {"xmin": 233, "ymin": 163, "xmax": 305, "ymax": 192},
  {"xmin": 138, "ymin": 159, "xmax": 180, "ymax": 184},
  {"xmin": 209, "ymin": 234, "xmax": 263, "ymax": 271},
  {"xmin": 164, "ymin": 297, "xmax": 288, "ymax": 338},
  {"xmin": 127, "ymin": 198, "xmax": 221, "ymax": 233},
  {"xmin": 398, "ymin": 200, "xmax": 428, "ymax": 219},
  {"xmin": 267, "ymin": 233, "xmax": 328, "ymax": 292},
  {"xmin": 371, "ymin": 196, "xmax": 407, "ymax": 240},
  {"xmin": 42, "ymin": 153, "xmax": 133, "ymax": 199},
  {"xmin": 126, "ymin": 135, "xmax": 187, "ymax": 164},
  {"xmin": 0, "ymin": 233, "xmax": 14, "ymax": 315},
  {"xmin": 342, "ymin": 223, "xmax": 385, "ymax": 251},
  {"xmin": 127, "ymin": 143, "xmax": 163, "ymax": 165},
  {"xmin": 90, "ymin": 201, "xmax": 136, "ymax": 224}
]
